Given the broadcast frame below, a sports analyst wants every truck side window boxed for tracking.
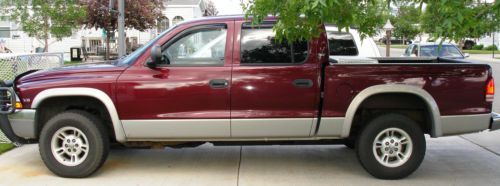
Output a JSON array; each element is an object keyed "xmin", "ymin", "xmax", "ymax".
[
  {"xmin": 327, "ymin": 31, "xmax": 358, "ymax": 56},
  {"xmin": 163, "ymin": 27, "xmax": 227, "ymax": 65},
  {"xmin": 240, "ymin": 27, "xmax": 308, "ymax": 64}
]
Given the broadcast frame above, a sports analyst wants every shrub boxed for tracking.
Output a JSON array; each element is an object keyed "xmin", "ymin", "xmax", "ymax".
[
  {"xmin": 471, "ymin": 44, "xmax": 484, "ymax": 50},
  {"xmin": 485, "ymin": 45, "xmax": 498, "ymax": 51}
]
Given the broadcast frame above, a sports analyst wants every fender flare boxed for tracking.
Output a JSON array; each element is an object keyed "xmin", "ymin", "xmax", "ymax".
[
  {"xmin": 342, "ymin": 84, "xmax": 442, "ymax": 137},
  {"xmin": 31, "ymin": 88, "xmax": 126, "ymax": 143}
]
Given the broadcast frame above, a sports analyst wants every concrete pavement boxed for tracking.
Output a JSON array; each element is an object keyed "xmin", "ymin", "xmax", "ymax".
[
  {"xmin": 0, "ymin": 136, "xmax": 499, "ymax": 186},
  {"xmin": 468, "ymin": 54, "xmax": 500, "ymax": 63}
]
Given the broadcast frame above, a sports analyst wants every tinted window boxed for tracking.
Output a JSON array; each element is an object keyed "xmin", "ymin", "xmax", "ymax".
[
  {"xmin": 241, "ymin": 28, "xmax": 308, "ymax": 64},
  {"xmin": 327, "ymin": 31, "xmax": 358, "ymax": 56},
  {"xmin": 163, "ymin": 26, "xmax": 226, "ymax": 65}
]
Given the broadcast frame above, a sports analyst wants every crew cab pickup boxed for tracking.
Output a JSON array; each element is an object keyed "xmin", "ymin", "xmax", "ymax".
[{"xmin": 1, "ymin": 16, "xmax": 499, "ymax": 179}]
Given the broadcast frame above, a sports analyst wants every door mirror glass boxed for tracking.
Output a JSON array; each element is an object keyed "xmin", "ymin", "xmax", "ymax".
[{"xmin": 464, "ymin": 53, "xmax": 470, "ymax": 58}]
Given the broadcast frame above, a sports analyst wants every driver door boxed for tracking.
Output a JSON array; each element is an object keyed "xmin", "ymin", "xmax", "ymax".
[{"xmin": 116, "ymin": 22, "xmax": 233, "ymax": 140}]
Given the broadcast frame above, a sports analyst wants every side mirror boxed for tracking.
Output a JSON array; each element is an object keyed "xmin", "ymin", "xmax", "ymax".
[
  {"xmin": 147, "ymin": 44, "xmax": 163, "ymax": 68},
  {"xmin": 464, "ymin": 53, "xmax": 470, "ymax": 58}
]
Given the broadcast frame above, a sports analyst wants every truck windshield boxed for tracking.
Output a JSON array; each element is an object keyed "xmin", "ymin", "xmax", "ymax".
[{"xmin": 116, "ymin": 25, "xmax": 178, "ymax": 66}]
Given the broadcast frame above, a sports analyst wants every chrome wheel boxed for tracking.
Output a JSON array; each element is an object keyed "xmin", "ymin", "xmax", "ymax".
[
  {"xmin": 51, "ymin": 126, "xmax": 89, "ymax": 166},
  {"xmin": 372, "ymin": 127, "xmax": 413, "ymax": 168}
]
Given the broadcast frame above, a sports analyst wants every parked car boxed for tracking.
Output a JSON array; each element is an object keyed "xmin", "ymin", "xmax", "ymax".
[
  {"xmin": 463, "ymin": 39, "xmax": 476, "ymax": 50},
  {"xmin": 379, "ymin": 37, "xmax": 413, "ymax": 45},
  {"xmin": 325, "ymin": 26, "xmax": 381, "ymax": 58},
  {"xmin": 1, "ymin": 16, "xmax": 499, "ymax": 180},
  {"xmin": 402, "ymin": 43, "xmax": 470, "ymax": 59}
]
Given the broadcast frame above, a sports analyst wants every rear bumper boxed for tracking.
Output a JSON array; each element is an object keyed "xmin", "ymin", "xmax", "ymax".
[
  {"xmin": 490, "ymin": 112, "xmax": 500, "ymax": 131},
  {"xmin": 0, "ymin": 109, "xmax": 36, "ymax": 144}
]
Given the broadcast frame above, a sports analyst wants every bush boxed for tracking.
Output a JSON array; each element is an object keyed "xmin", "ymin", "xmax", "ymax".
[
  {"xmin": 471, "ymin": 44, "xmax": 484, "ymax": 50},
  {"xmin": 485, "ymin": 45, "xmax": 498, "ymax": 51}
]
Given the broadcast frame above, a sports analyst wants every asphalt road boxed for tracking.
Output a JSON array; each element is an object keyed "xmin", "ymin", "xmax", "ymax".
[{"xmin": 1, "ymin": 48, "xmax": 500, "ymax": 185}]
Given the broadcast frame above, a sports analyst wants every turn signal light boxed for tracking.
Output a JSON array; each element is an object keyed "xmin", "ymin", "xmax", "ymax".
[
  {"xmin": 486, "ymin": 79, "xmax": 495, "ymax": 102},
  {"xmin": 15, "ymin": 102, "xmax": 23, "ymax": 109}
]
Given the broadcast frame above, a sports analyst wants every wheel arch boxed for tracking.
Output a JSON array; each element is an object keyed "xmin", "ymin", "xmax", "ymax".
[
  {"xmin": 32, "ymin": 88, "xmax": 126, "ymax": 143},
  {"xmin": 342, "ymin": 84, "xmax": 442, "ymax": 138}
]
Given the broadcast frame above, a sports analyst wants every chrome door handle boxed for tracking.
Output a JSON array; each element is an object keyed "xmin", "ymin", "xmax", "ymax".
[{"xmin": 209, "ymin": 79, "xmax": 229, "ymax": 89}]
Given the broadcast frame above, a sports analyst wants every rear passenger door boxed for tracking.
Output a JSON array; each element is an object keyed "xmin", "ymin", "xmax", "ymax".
[{"xmin": 230, "ymin": 21, "xmax": 320, "ymax": 138}]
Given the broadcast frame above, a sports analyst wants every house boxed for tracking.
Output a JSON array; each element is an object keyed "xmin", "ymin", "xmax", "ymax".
[{"xmin": 0, "ymin": 0, "xmax": 207, "ymax": 57}]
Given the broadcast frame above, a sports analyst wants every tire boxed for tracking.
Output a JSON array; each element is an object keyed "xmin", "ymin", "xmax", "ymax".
[
  {"xmin": 356, "ymin": 113, "xmax": 426, "ymax": 179},
  {"xmin": 39, "ymin": 110, "xmax": 109, "ymax": 178}
]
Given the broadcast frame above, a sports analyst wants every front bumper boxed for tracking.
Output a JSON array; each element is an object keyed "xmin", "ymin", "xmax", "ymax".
[
  {"xmin": 0, "ymin": 109, "xmax": 37, "ymax": 144},
  {"xmin": 490, "ymin": 112, "xmax": 500, "ymax": 131}
]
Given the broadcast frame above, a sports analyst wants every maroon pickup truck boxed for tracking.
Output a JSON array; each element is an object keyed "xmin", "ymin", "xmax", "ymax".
[{"xmin": 1, "ymin": 16, "xmax": 499, "ymax": 179}]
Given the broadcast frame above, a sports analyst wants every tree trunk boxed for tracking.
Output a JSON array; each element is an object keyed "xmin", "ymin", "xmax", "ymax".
[
  {"xmin": 43, "ymin": 16, "xmax": 49, "ymax": 52},
  {"xmin": 458, "ymin": 39, "xmax": 465, "ymax": 52},
  {"xmin": 44, "ymin": 37, "xmax": 49, "ymax": 52},
  {"xmin": 402, "ymin": 36, "xmax": 406, "ymax": 45},
  {"xmin": 106, "ymin": 34, "xmax": 111, "ymax": 60}
]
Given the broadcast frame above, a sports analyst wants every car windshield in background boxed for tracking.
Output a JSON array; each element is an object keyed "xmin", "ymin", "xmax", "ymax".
[{"xmin": 419, "ymin": 45, "xmax": 463, "ymax": 58}]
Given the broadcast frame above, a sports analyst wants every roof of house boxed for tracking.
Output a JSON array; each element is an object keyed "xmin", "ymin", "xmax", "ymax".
[{"xmin": 165, "ymin": 0, "xmax": 201, "ymax": 6}]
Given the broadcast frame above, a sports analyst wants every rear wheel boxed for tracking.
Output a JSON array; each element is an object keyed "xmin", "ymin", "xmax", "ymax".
[
  {"xmin": 39, "ymin": 110, "xmax": 109, "ymax": 178},
  {"xmin": 356, "ymin": 113, "xmax": 425, "ymax": 179}
]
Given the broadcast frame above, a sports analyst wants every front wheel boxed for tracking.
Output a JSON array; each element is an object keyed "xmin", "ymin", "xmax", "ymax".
[
  {"xmin": 39, "ymin": 110, "xmax": 109, "ymax": 178},
  {"xmin": 356, "ymin": 113, "xmax": 426, "ymax": 179}
]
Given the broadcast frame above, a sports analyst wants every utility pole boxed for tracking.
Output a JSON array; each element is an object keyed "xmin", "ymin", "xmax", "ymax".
[
  {"xmin": 383, "ymin": 20, "xmax": 394, "ymax": 57},
  {"xmin": 493, "ymin": 33, "xmax": 496, "ymax": 59},
  {"xmin": 117, "ymin": 0, "xmax": 126, "ymax": 58}
]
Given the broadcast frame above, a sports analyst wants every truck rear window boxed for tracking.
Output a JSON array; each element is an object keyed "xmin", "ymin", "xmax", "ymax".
[
  {"xmin": 240, "ymin": 28, "xmax": 308, "ymax": 64},
  {"xmin": 327, "ymin": 31, "xmax": 358, "ymax": 56}
]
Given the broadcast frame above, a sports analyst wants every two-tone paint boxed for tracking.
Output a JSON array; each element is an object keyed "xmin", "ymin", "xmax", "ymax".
[{"xmin": 8, "ymin": 16, "xmax": 495, "ymax": 143}]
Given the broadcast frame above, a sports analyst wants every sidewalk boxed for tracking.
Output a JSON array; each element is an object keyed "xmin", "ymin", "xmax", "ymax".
[{"xmin": 0, "ymin": 136, "xmax": 499, "ymax": 185}]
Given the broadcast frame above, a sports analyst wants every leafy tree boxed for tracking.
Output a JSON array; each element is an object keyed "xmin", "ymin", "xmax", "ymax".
[
  {"xmin": 242, "ymin": 0, "xmax": 388, "ymax": 43},
  {"xmin": 203, "ymin": 0, "xmax": 219, "ymax": 16},
  {"xmin": 83, "ymin": 0, "xmax": 164, "ymax": 59},
  {"xmin": 391, "ymin": 5, "xmax": 421, "ymax": 44},
  {"xmin": 2, "ymin": 0, "xmax": 86, "ymax": 52},
  {"xmin": 420, "ymin": 0, "xmax": 499, "ymax": 48},
  {"xmin": 243, "ymin": 0, "xmax": 500, "ymax": 44}
]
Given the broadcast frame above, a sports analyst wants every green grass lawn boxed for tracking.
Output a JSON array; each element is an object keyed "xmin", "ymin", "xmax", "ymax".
[
  {"xmin": 463, "ymin": 50, "xmax": 500, "ymax": 54},
  {"xmin": 0, "ymin": 143, "xmax": 14, "ymax": 155},
  {"xmin": 64, "ymin": 60, "xmax": 83, "ymax": 66}
]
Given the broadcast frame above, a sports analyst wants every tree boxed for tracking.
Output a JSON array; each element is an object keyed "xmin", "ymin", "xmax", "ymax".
[
  {"xmin": 391, "ymin": 5, "xmax": 421, "ymax": 44},
  {"xmin": 242, "ymin": 0, "xmax": 388, "ymax": 43},
  {"xmin": 243, "ymin": 0, "xmax": 500, "ymax": 44},
  {"xmin": 83, "ymin": 0, "xmax": 165, "ymax": 59},
  {"xmin": 2, "ymin": 0, "xmax": 86, "ymax": 52},
  {"xmin": 203, "ymin": 0, "xmax": 218, "ymax": 16},
  {"xmin": 421, "ymin": 1, "xmax": 499, "ymax": 49}
]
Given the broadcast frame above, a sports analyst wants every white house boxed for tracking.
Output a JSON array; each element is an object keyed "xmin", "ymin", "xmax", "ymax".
[{"xmin": 0, "ymin": 0, "xmax": 207, "ymax": 56}]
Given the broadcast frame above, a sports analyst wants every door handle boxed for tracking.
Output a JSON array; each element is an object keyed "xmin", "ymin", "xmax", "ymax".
[
  {"xmin": 209, "ymin": 79, "xmax": 229, "ymax": 89},
  {"xmin": 293, "ymin": 79, "xmax": 313, "ymax": 88}
]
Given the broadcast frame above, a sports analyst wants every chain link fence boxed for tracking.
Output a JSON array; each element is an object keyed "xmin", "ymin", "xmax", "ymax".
[{"xmin": 0, "ymin": 53, "xmax": 64, "ymax": 144}]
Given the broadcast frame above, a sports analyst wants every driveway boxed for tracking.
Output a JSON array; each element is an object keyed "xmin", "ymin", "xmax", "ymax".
[{"xmin": 1, "ymin": 134, "xmax": 500, "ymax": 186}]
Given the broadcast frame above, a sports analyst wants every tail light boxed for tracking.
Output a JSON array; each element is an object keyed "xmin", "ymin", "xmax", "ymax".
[{"xmin": 486, "ymin": 79, "xmax": 494, "ymax": 102}]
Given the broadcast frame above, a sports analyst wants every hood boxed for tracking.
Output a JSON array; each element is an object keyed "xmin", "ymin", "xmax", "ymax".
[{"xmin": 16, "ymin": 61, "xmax": 127, "ymax": 84}]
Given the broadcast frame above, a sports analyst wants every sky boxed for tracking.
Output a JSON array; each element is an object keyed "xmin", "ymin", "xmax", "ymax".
[{"xmin": 213, "ymin": 0, "xmax": 246, "ymax": 15}]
